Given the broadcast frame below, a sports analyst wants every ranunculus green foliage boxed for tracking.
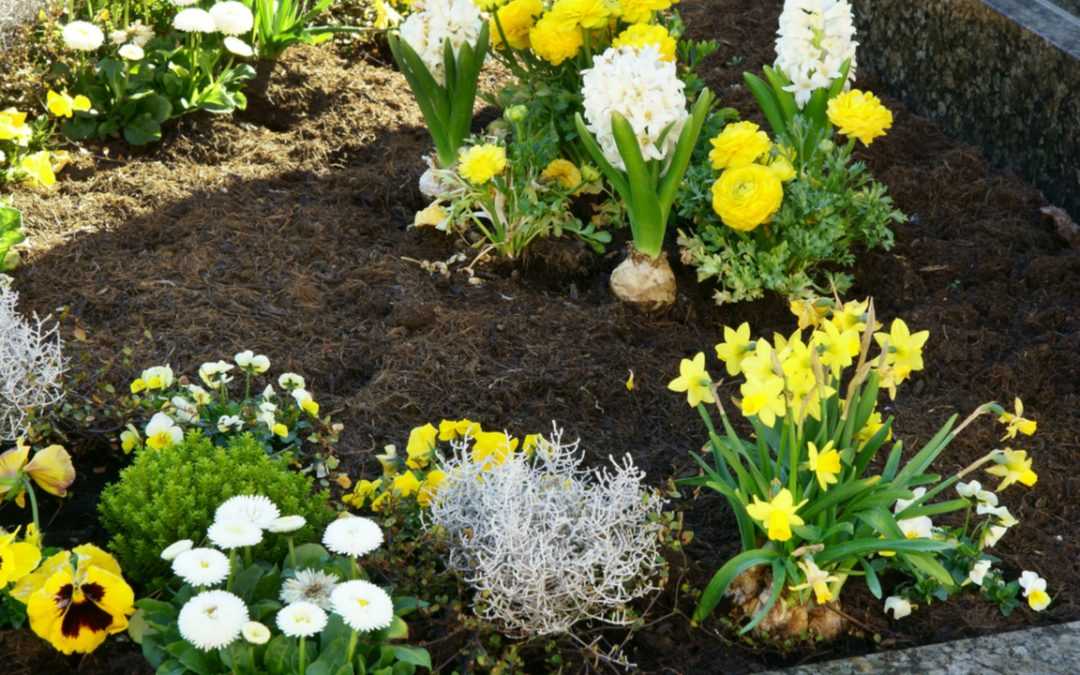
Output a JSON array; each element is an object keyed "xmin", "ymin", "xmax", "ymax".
[
  {"xmin": 0, "ymin": 203, "xmax": 24, "ymax": 272},
  {"xmin": 99, "ymin": 432, "xmax": 334, "ymax": 591},
  {"xmin": 574, "ymin": 88, "xmax": 715, "ymax": 259},
  {"xmin": 388, "ymin": 23, "xmax": 490, "ymax": 168}
]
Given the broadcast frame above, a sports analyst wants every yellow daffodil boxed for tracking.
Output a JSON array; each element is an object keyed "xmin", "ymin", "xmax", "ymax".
[
  {"xmin": 405, "ymin": 423, "xmax": 438, "ymax": 469},
  {"xmin": 414, "ymin": 202, "xmax": 448, "ymax": 229},
  {"xmin": 739, "ymin": 376, "xmax": 786, "ymax": 427},
  {"xmin": 438, "ymin": 418, "xmax": 482, "ymax": 441},
  {"xmin": 714, "ymin": 322, "xmax": 753, "ymax": 376},
  {"xmin": 873, "ymin": 319, "xmax": 928, "ymax": 380},
  {"xmin": 807, "ymin": 441, "xmax": 841, "ymax": 490},
  {"xmin": 813, "ymin": 320, "xmax": 860, "ymax": 377},
  {"xmin": 625, "ymin": 369, "xmax": 635, "ymax": 391},
  {"xmin": 667, "ymin": 352, "xmax": 715, "ymax": 408},
  {"xmin": 830, "ymin": 299, "xmax": 869, "ymax": 332},
  {"xmin": 472, "ymin": 431, "xmax": 518, "ymax": 470},
  {"xmin": 745, "ymin": 488, "xmax": 807, "ymax": 542},
  {"xmin": 46, "ymin": 91, "xmax": 92, "ymax": 118},
  {"xmin": 708, "ymin": 121, "xmax": 771, "ymax": 170},
  {"xmin": 391, "ymin": 470, "xmax": 421, "ymax": 497},
  {"xmin": 790, "ymin": 298, "xmax": 828, "ymax": 329},
  {"xmin": 0, "ymin": 528, "xmax": 41, "ymax": 588},
  {"xmin": 20, "ymin": 150, "xmax": 56, "ymax": 187},
  {"xmin": 0, "ymin": 441, "xmax": 76, "ymax": 507},
  {"xmin": 739, "ymin": 339, "xmax": 779, "ymax": 384},
  {"xmin": 998, "ymin": 398, "xmax": 1036, "ymax": 440},
  {"xmin": 458, "ymin": 144, "xmax": 507, "ymax": 185},
  {"xmin": 985, "ymin": 448, "xmax": 1037, "ymax": 491},
  {"xmin": 26, "ymin": 545, "xmax": 134, "ymax": 654},
  {"xmin": 789, "ymin": 558, "xmax": 839, "ymax": 605},
  {"xmin": 779, "ymin": 333, "xmax": 816, "ymax": 396},
  {"xmin": 417, "ymin": 469, "xmax": 446, "ymax": 508},
  {"xmin": 827, "ymin": 90, "xmax": 893, "ymax": 146},
  {"xmin": 855, "ymin": 410, "xmax": 892, "ymax": 445}
]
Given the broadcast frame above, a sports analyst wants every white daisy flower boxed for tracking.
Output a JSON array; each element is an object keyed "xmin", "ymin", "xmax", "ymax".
[
  {"xmin": 276, "ymin": 601, "xmax": 328, "ymax": 638},
  {"xmin": 280, "ymin": 568, "xmax": 339, "ymax": 610},
  {"xmin": 323, "ymin": 516, "xmax": 384, "ymax": 559},
  {"xmin": 216, "ymin": 495, "xmax": 281, "ymax": 529},
  {"xmin": 242, "ymin": 621, "xmax": 271, "ymax": 645},
  {"xmin": 883, "ymin": 595, "xmax": 913, "ymax": 619},
  {"xmin": 161, "ymin": 539, "xmax": 194, "ymax": 561},
  {"xmin": 209, "ymin": 1, "xmax": 254, "ymax": 36},
  {"xmin": 278, "ymin": 372, "xmax": 306, "ymax": 390},
  {"xmin": 224, "ymin": 36, "xmax": 254, "ymax": 58},
  {"xmin": 330, "ymin": 580, "xmax": 394, "ymax": 632},
  {"xmin": 208, "ymin": 519, "xmax": 264, "ymax": 549},
  {"xmin": 173, "ymin": 8, "xmax": 218, "ymax": 34},
  {"xmin": 179, "ymin": 590, "xmax": 249, "ymax": 651},
  {"xmin": 62, "ymin": 21, "xmax": 105, "ymax": 51},
  {"xmin": 173, "ymin": 547, "xmax": 231, "ymax": 587},
  {"xmin": 119, "ymin": 43, "xmax": 145, "ymax": 60},
  {"xmin": 268, "ymin": 515, "xmax": 307, "ymax": 533}
]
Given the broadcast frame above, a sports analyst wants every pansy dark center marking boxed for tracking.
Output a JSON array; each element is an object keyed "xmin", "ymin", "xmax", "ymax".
[{"xmin": 57, "ymin": 583, "xmax": 113, "ymax": 637}]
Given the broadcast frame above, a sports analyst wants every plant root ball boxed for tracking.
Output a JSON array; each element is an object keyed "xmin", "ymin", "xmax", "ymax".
[{"xmin": 609, "ymin": 248, "xmax": 676, "ymax": 310}]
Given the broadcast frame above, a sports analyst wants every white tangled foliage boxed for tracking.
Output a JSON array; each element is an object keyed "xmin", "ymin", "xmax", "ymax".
[
  {"xmin": 0, "ymin": 278, "xmax": 65, "ymax": 442},
  {"xmin": 429, "ymin": 426, "xmax": 665, "ymax": 637},
  {"xmin": 774, "ymin": 0, "xmax": 858, "ymax": 107},
  {"xmin": 581, "ymin": 45, "xmax": 689, "ymax": 172},
  {"xmin": 398, "ymin": 0, "xmax": 485, "ymax": 87}
]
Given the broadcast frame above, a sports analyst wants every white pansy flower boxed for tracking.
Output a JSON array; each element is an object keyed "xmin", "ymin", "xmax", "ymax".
[
  {"xmin": 580, "ymin": 46, "xmax": 689, "ymax": 171},
  {"xmin": 982, "ymin": 524, "xmax": 1008, "ymax": 549},
  {"xmin": 141, "ymin": 364, "xmax": 174, "ymax": 389},
  {"xmin": 892, "ymin": 487, "xmax": 925, "ymax": 514},
  {"xmin": 199, "ymin": 360, "xmax": 235, "ymax": 388},
  {"xmin": 171, "ymin": 396, "xmax": 199, "ymax": 423},
  {"xmin": 187, "ymin": 384, "xmax": 212, "ymax": 405},
  {"xmin": 145, "ymin": 412, "xmax": 183, "ymax": 449},
  {"xmin": 884, "ymin": 595, "xmax": 913, "ymax": 619},
  {"xmin": 1019, "ymin": 571, "xmax": 1051, "ymax": 611},
  {"xmin": 278, "ymin": 372, "xmax": 305, "ymax": 390},
  {"xmin": 967, "ymin": 559, "xmax": 992, "ymax": 586},
  {"xmin": 217, "ymin": 414, "xmax": 243, "ymax": 433},
  {"xmin": 897, "ymin": 516, "xmax": 934, "ymax": 540}
]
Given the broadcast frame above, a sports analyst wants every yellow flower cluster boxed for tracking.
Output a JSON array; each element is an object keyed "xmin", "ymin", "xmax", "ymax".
[
  {"xmin": 616, "ymin": 0, "xmax": 678, "ymax": 24},
  {"xmin": 707, "ymin": 122, "xmax": 795, "ymax": 232},
  {"xmin": 458, "ymin": 143, "xmax": 507, "ymax": 185},
  {"xmin": 612, "ymin": 23, "xmax": 677, "ymax": 61},
  {"xmin": 343, "ymin": 419, "xmax": 541, "ymax": 512},
  {"xmin": 826, "ymin": 90, "xmax": 893, "ymax": 147},
  {"xmin": 0, "ymin": 109, "xmax": 57, "ymax": 187}
]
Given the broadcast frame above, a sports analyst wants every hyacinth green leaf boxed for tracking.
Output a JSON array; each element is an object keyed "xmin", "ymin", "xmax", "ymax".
[
  {"xmin": 573, "ymin": 113, "xmax": 629, "ymax": 198},
  {"xmin": 800, "ymin": 476, "xmax": 880, "ymax": 520},
  {"xmin": 657, "ymin": 88, "xmax": 715, "ymax": 222},
  {"xmin": 693, "ymin": 548, "xmax": 779, "ymax": 623},
  {"xmin": 762, "ymin": 65, "xmax": 797, "ymax": 123},
  {"xmin": 611, "ymin": 112, "xmax": 664, "ymax": 257},
  {"xmin": 895, "ymin": 498, "xmax": 969, "ymax": 520},
  {"xmin": 828, "ymin": 59, "xmax": 853, "ymax": 99},
  {"xmin": 743, "ymin": 71, "xmax": 787, "ymax": 139}
]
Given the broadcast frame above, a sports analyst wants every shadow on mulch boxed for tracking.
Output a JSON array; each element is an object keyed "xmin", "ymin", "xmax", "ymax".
[{"xmin": 2, "ymin": 1, "xmax": 1079, "ymax": 672}]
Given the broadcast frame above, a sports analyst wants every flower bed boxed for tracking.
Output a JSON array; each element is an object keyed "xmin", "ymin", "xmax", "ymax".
[{"xmin": 1, "ymin": 1, "xmax": 1078, "ymax": 673}]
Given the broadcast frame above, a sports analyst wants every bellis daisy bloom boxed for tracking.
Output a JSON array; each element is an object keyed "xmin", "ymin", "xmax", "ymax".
[
  {"xmin": 280, "ymin": 568, "xmax": 339, "ymax": 610},
  {"xmin": 118, "ymin": 43, "xmax": 145, "ymax": 60},
  {"xmin": 215, "ymin": 495, "xmax": 281, "ymax": 529},
  {"xmin": 208, "ymin": 1, "xmax": 254, "ymax": 35},
  {"xmin": 330, "ymin": 580, "xmax": 394, "ymax": 632},
  {"xmin": 276, "ymin": 601, "xmax": 328, "ymax": 637},
  {"xmin": 172, "ymin": 547, "xmax": 230, "ymax": 587},
  {"xmin": 160, "ymin": 539, "xmax": 193, "ymax": 561},
  {"xmin": 208, "ymin": 519, "xmax": 264, "ymax": 549},
  {"xmin": 173, "ymin": 8, "xmax": 218, "ymax": 33},
  {"xmin": 62, "ymin": 21, "xmax": 105, "ymax": 51},
  {"xmin": 268, "ymin": 515, "xmax": 306, "ymax": 533},
  {"xmin": 224, "ymin": 36, "xmax": 254, "ymax": 57},
  {"xmin": 242, "ymin": 620, "xmax": 270, "ymax": 644},
  {"xmin": 323, "ymin": 516, "xmax": 383, "ymax": 558},
  {"xmin": 178, "ymin": 590, "xmax": 248, "ymax": 651}
]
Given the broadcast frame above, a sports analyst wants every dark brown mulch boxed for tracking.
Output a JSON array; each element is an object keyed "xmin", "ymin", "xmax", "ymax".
[{"xmin": 2, "ymin": 0, "xmax": 1078, "ymax": 672}]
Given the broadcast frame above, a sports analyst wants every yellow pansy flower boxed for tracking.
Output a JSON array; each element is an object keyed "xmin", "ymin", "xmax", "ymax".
[
  {"xmin": 0, "ymin": 528, "xmax": 41, "ymax": 588},
  {"xmin": 472, "ymin": 431, "xmax": 518, "ymax": 470},
  {"xmin": 391, "ymin": 470, "xmax": 421, "ymax": 497},
  {"xmin": 20, "ymin": 151, "xmax": 56, "ymax": 187},
  {"xmin": 438, "ymin": 419, "xmax": 482, "ymax": 441},
  {"xmin": 405, "ymin": 423, "xmax": 438, "ymax": 469},
  {"xmin": 0, "ymin": 108, "xmax": 32, "ymax": 143},
  {"xmin": 0, "ymin": 441, "xmax": 76, "ymax": 507},
  {"xmin": 417, "ymin": 469, "xmax": 446, "ymax": 508},
  {"xmin": 745, "ymin": 488, "xmax": 807, "ymax": 542},
  {"xmin": 667, "ymin": 352, "xmax": 715, "ymax": 408},
  {"xmin": 47, "ymin": 90, "xmax": 92, "ymax": 118}
]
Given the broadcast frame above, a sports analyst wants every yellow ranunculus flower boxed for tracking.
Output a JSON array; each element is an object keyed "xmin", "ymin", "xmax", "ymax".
[
  {"xmin": 528, "ymin": 14, "xmax": 583, "ymax": 65},
  {"xmin": 458, "ymin": 144, "xmax": 507, "ymax": 185},
  {"xmin": 0, "ymin": 528, "xmax": 41, "ymax": 588},
  {"xmin": 745, "ymin": 488, "xmax": 807, "ymax": 542},
  {"xmin": 405, "ymin": 423, "xmax": 438, "ymax": 469},
  {"xmin": 711, "ymin": 164, "xmax": 783, "ymax": 232},
  {"xmin": 615, "ymin": 0, "xmax": 676, "ymax": 24},
  {"xmin": 827, "ymin": 90, "xmax": 893, "ymax": 146},
  {"xmin": 417, "ymin": 469, "xmax": 446, "ymax": 508},
  {"xmin": 27, "ymin": 551, "xmax": 135, "ymax": 654},
  {"xmin": 550, "ymin": 0, "xmax": 610, "ymax": 29},
  {"xmin": 20, "ymin": 150, "xmax": 56, "ymax": 187},
  {"xmin": 491, "ymin": 0, "xmax": 542, "ymax": 50},
  {"xmin": 46, "ymin": 91, "xmax": 92, "ymax": 118},
  {"xmin": 392, "ymin": 470, "xmax": 421, "ymax": 497},
  {"xmin": 807, "ymin": 441, "xmax": 842, "ymax": 491},
  {"xmin": 667, "ymin": 352, "xmax": 715, "ymax": 408},
  {"xmin": 612, "ymin": 23, "xmax": 677, "ymax": 62},
  {"xmin": 985, "ymin": 448, "xmax": 1037, "ymax": 492},
  {"xmin": 708, "ymin": 121, "xmax": 772, "ymax": 170},
  {"xmin": 540, "ymin": 158, "xmax": 582, "ymax": 190}
]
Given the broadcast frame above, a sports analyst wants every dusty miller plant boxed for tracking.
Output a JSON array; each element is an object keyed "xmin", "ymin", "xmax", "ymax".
[
  {"xmin": 429, "ymin": 427, "xmax": 665, "ymax": 637},
  {"xmin": 0, "ymin": 277, "xmax": 65, "ymax": 441}
]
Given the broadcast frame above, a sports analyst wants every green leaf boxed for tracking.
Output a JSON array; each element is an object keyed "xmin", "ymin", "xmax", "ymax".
[
  {"xmin": 740, "ymin": 560, "xmax": 785, "ymax": 634},
  {"xmin": 385, "ymin": 615, "xmax": 409, "ymax": 641},
  {"xmin": 815, "ymin": 537, "xmax": 955, "ymax": 565},
  {"xmin": 693, "ymin": 548, "xmax": 779, "ymax": 623},
  {"xmin": 860, "ymin": 558, "xmax": 882, "ymax": 599},
  {"xmin": 902, "ymin": 551, "xmax": 955, "ymax": 586},
  {"xmin": 800, "ymin": 476, "xmax": 881, "ymax": 521},
  {"xmin": 894, "ymin": 415, "xmax": 958, "ymax": 485},
  {"xmin": 264, "ymin": 635, "xmax": 294, "ymax": 675},
  {"xmin": 392, "ymin": 646, "xmax": 432, "ymax": 669},
  {"xmin": 165, "ymin": 640, "xmax": 218, "ymax": 675},
  {"xmin": 611, "ymin": 112, "xmax": 663, "ymax": 256},
  {"xmin": 292, "ymin": 543, "xmax": 331, "ymax": 568},
  {"xmin": 742, "ymin": 71, "xmax": 787, "ymax": 139}
]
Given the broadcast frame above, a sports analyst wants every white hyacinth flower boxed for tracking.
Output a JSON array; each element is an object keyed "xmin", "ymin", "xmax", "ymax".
[
  {"xmin": 398, "ymin": 0, "xmax": 485, "ymax": 86},
  {"xmin": 774, "ymin": 0, "xmax": 858, "ymax": 107}
]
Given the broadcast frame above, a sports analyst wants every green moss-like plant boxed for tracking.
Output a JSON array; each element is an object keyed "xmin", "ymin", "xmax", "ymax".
[{"xmin": 99, "ymin": 432, "xmax": 334, "ymax": 591}]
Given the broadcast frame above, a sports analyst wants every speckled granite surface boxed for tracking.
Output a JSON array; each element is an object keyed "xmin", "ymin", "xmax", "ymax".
[
  {"xmin": 767, "ymin": 620, "xmax": 1080, "ymax": 674},
  {"xmin": 851, "ymin": 0, "xmax": 1080, "ymax": 220}
]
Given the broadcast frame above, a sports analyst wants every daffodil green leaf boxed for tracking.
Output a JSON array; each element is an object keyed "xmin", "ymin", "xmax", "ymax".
[
  {"xmin": 815, "ymin": 537, "xmax": 954, "ymax": 565},
  {"xmin": 739, "ymin": 560, "xmax": 786, "ymax": 635},
  {"xmin": 860, "ymin": 558, "xmax": 883, "ymax": 599},
  {"xmin": 693, "ymin": 548, "xmax": 779, "ymax": 623}
]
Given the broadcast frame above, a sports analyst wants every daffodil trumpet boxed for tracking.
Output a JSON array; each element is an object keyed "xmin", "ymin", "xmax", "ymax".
[
  {"xmin": 388, "ymin": 24, "xmax": 490, "ymax": 168},
  {"xmin": 575, "ymin": 88, "xmax": 715, "ymax": 308}
]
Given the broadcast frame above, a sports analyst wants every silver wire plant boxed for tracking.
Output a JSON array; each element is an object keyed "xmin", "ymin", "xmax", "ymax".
[
  {"xmin": 0, "ymin": 277, "xmax": 65, "ymax": 441},
  {"xmin": 428, "ymin": 426, "xmax": 666, "ymax": 637}
]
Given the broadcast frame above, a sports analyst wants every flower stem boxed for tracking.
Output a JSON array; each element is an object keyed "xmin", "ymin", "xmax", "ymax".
[
  {"xmin": 25, "ymin": 480, "xmax": 40, "ymax": 534},
  {"xmin": 227, "ymin": 549, "xmax": 237, "ymax": 591},
  {"xmin": 298, "ymin": 636, "xmax": 307, "ymax": 674},
  {"xmin": 288, "ymin": 536, "xmax": 296, "ymax": 569},
  {"xmin": 345, "ymin": 630, "xmax": 359, "ymax": 666}
]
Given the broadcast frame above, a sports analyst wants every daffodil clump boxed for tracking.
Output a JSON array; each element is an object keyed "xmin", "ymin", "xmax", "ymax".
[
  {"xmin": 413, "ymin": 106, "xmax": 610, "ymax": 259},
  {"xmin": 672, "ymin": 297, "xmax": 1051, "ymax": 636},
  {"xmin": 119, "ymin": 353, "xmax": 341, "ymax": 464},
  {"xmin": 134, "ymin": 494, "xmax": 431, "ymax": 674}
]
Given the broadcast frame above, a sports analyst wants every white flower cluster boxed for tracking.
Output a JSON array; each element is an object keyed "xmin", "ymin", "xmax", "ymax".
[
  {"xmin": 581, "ymin": 46, "xmax": 689, "ymax": 171},
  {"xmin": 398, "ymin": 0, "xmax": 485, "ymax": 86},
  {"xmin": 774, "ymin": 0, "xmax": 858, "ymax": 107},
  {"xmin": 0, "ymin": 278, "xmax": 65, "ymax": 442},
  {"xmin": 61, "ymin": 2, "xmax": 254, "ymax": 55},
  {"xmin": 429, "ymin": 426, "xmax": 666, "ymax": 636},
  {"xmin": 170, "ymin": 495, "xmax": 395, "ymax": 652}
]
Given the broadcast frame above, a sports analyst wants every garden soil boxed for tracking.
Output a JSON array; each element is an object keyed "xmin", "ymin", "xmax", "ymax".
[{"xmin": 2, "ymin": 0, "xmax": 1078, "ymax": 672}]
